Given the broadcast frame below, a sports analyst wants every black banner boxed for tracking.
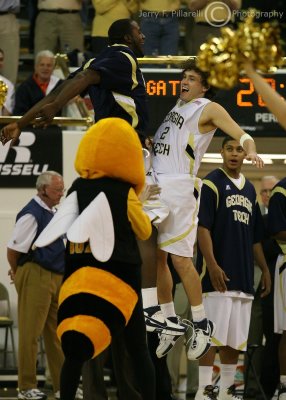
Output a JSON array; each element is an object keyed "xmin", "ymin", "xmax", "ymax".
[{"xmin": 0, "ymin": 126, "xmax": 63, "ymax": 188}]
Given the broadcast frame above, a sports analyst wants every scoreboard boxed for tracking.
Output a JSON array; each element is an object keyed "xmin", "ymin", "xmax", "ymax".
[{"xmin": 143, "ymin": 68, "xmax": 286, "ymax": 137}]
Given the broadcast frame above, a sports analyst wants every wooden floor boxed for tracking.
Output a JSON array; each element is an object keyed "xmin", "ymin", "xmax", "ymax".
[
  {"xmin": 0, "ymin": 385, "xmax": 278, "ymax": 400},
  {"xmin": 0, "ymin": 367, "xmax": 279, "ymax": 400},
  {"xmin": 0, "ymin": 387, "xmax": 118, "ymax": 400}
]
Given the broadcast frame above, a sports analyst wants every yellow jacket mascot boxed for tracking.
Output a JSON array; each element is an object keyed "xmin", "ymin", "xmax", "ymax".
[{"xmin": 35, "ymin": 117, "xmax": 155, "ymax": 400}]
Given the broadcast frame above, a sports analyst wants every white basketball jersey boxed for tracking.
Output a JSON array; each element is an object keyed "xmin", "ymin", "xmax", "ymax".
[{"xmin": 152, "ymin": 98, "xmax": 216, "ymax": 176}]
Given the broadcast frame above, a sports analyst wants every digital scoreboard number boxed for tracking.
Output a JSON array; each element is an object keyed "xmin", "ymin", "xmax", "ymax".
[{"xmin": 143, "ymin": 69, "xmax": 286, "ymax": 137}]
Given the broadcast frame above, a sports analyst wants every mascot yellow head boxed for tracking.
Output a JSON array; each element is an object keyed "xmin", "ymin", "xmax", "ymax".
[{"xmin": 75, "ymin": 117, "xmax": 145, "ymax": 195}]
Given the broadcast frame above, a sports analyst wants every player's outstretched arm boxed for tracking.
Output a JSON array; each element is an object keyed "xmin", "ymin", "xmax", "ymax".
[
  {"xmin": 35, "ymin": 69, "xmax": 100, "ymax": 127},
  {"xmin": 243, "ymin": 61, "xmax": 286, "ymax": 131},
  {"xmin": 0, "ymin": 69, "xmax": 100, "ymax": 146},
  {"xmin": 0, "ymin": 81, "xmax": 69, "ymax": 146},
  {"xmin": 204, "ymin": 102, "xmax": 264, "ymax": 168}
]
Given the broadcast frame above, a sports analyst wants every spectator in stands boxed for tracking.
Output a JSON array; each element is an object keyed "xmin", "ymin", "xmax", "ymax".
[
  {"xmin": 91, "ymin": 0, "xmax": 139, "ymax": 55},
  {"xmin": 0, "ymin": 0, "xmax": 20, "ymax": 84},
  {"xmin": 34, "ymin": 0, "xmax": 84, "ymax": 56},
  {"xmin": 186, "ymin": 0, "xmax": 241, "ymax": 55},
  {"xmin": 260, "ymin": 176, "xmax": 279, "ymax": 216},
  {"xmin": 13, "ymin": 50, "xmax": 63, "ymax": 116},
  {"xmin": 0, "ymin": 48, "xmax": 15, "ymax": 116},
  {"xmin": 138, "ymin": 0, "xmax": 181, "ymax": 56}
]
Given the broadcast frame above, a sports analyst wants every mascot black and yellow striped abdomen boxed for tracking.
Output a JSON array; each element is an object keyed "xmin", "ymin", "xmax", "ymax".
[{"xmin": 58, "ymin": 265, "xmax": 138, "ymax": 361}]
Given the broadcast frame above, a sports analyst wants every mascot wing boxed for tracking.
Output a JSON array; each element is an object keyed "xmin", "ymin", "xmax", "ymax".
[
  {"xmin": 34, "ymin": 191, "xmax": 79, "ymax": 248},
  {"xmin": 67, "ymin": 192, "xmax": 114, "ymax": 262}
]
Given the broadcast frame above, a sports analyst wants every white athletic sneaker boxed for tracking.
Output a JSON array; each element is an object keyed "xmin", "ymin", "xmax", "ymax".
[
  {"xmin": 144, "ymin": 306, "xmax": 188, "ymax": 336},
  {"xmin": 75, "ymin": 387, "xmax": 83, "ymax": 399},
  {"xmin": 278, "ymin": 383, "xmax": 286, "ymax": 400},
  {"xmin": 54, "ymin": 387, "xmax": 83, "ymax": 399},
  {"xmin": 195, "ymin": 385, "xmax": 219, "ymax": 400},
  {"xmin": 144, "ymin": 305, "xmax": 167, "ymax": 333},
  {"xmin": 18, "ymin": 389, "xmax": 47, "ymax": 400},
  {"xmin": 187, "ymin": 318, "xmax": 216, "ymax": 360},
  {"xmin": 156, "ymin": 317, "xmax": 190, "ymax": 358},
  {"xmin": 218, "ymin": 385, "xmax": 242, "ymax": 400}
]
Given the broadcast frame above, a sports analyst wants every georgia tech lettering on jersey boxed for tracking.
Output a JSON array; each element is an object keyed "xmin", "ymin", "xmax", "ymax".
[
  {"xmin": 163, "ymin": 110, "xmax": 185, "ymax": 129},
  {"xmin": 232, "ymin": 209, "xmax": 249, "ymax": 225},
  {"xmin": 226, "ymin": 195, "xmax": 253, "ymax": 213},
  {"xmin": 153, "ymin": 142, "xmax": 171, "ymax": 156},
  {"xmin": 226, "ymin": 194, "xmax": 253, "ymax": 225},
  {"xmin": 152, "ymin": 98, "xmax": 216, "ymax": 175},
  {"xmin": 153, "ymin": 126, "xmax": 171, "ymax": 156},
  {"xmin": 154, "ymin": 110, "xmax": 185, "ymax": 155}
]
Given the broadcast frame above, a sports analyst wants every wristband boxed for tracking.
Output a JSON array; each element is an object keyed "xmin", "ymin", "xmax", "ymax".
[{"xmin": 240, "ymin": 133, "xmax": 254, "ymax": 148}]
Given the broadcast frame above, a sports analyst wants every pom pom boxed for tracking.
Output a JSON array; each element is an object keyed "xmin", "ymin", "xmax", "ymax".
[
  {"xmin": 0, "ymin": 80, "xmax": 8, "ymax": 107},
  {"xmin": 196, "ymin": 9, "xmax": 285, "ymax": 89}
]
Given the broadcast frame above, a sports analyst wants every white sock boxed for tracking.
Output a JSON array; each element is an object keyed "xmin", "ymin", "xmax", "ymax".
[
  {"xmin": 160, "ymin": 301, "xmax": 177, "ymax": 319},
  {"xmin": 198, "ymin": 365, "xmax": 213, "ymax": 388},
  {"xmin": 141, "ymin": 287, "xmax": 158, "ymax": 309},
  {"xmin": 281, "ymin": 375, "xmax": 286, "ymax": 385},
  {"xmin": 191, "ymin": 304, "xmax": 206, "ymax": 322},
  {"xmin": 220, "ymin": 364, "xmax": 237, "ymax": 390}
]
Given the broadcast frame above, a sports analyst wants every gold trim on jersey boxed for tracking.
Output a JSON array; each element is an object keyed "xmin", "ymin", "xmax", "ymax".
[
  {"xmin": 120, "ymin": 51, "xmax": 138, "ymax": 90},
  {"xmin": 83, "ymin": 58, "xmax": 96, "ymax": 70},
  {"xmin": 238, "ymin": 341, "xmax": 247, "ymax": 351},
  {"xmin": 277, "ymin": 242, "xmax": 286, "ymax": 255},
  {"xmin": 159, "ymin": 223, "xmax": 195, "ymax": 248},
  {"xmin": 203, "ymin": 179, "xmax": 219, "ymax": 209},
  {"xmin": 271, "ymin": 186, "xmax": 286, "ymax": 198},
  {"xmin": 219, "ymin": 168, "xmax": 246, "ymax": 190},
  {"xmin": 211, "ymin": 336, "xmax": 224, "ymax": 346},
  {"xmin": 185, "ymin": 133, "xmax": 195, "ymax": 175},
  {"xmin": 112, "ymin": 91, "xmax": 139, "ymax": 128},
  {"xmin": 208, "ymin": 334, "xmax": 247, "ymax": 350},
  {"xmin": 199, "ymin": 258, "xmax": 207, "ymax": 281},
  {"xmin": 159, "ymin": 177, "xmax": 201, "ymax": 248}
]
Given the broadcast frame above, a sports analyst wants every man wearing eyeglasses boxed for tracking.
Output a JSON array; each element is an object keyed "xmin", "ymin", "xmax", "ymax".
[
  {"xmin": 259, "ymin": 176, "xmax": 279, "ymax": 215},
  {"xmin": 7, "ymin": 171, "xmax": 65, "ymax": 400}
]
